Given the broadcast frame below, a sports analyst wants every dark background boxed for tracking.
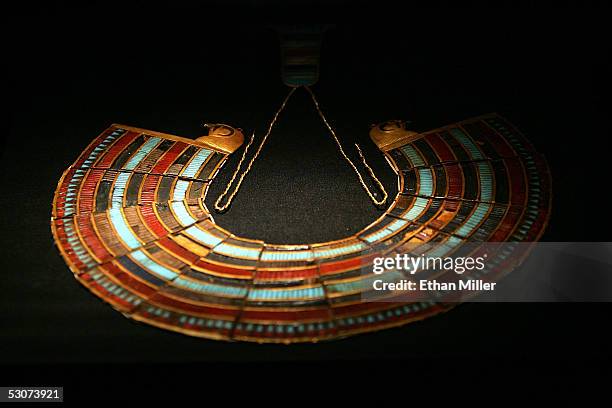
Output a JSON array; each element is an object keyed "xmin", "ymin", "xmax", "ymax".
[{"xmin": 2, "ymin": 0, "xmax": 611, "ymax": 395}]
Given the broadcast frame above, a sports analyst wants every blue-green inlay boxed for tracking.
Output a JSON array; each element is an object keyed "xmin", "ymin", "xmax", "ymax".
[
  {"xmin": 124, "ymin": 137, "xmax": 161, "ymax": 170},
  {"xmin": 214, "ymin": 242, "xmax": 261, "ymax": 260},
  {"xmin": 260, "ymin": 250, "xmax": 313, "ymax": 262},
  {"xmin": 62, "ymin": 218, "xmax": 96, "ymax": 268},
  {"xmin": 89, "ymin": 268, "xmax": 142, "ymax": 306},
  {"xmin": 425, "ymin": 236, "xmax": 463, "ymax": 258},
  {"xmin": 173, "ymin": 276, "xmax": 247, "ymax": 297},
  {"xmin": 455, "ymin": 203, "xmax": 491, "ymax": 237},
  {"xmin": 313, "ymin": 242, "xmax": 366, "ymax": 258},
  {"xmin": 386, "ymin": 218, "xmax": 408, "ymax": 232},
  {"xmin": 477, "ymin": 162, "xmax": 493, "ymax": 201},
  {"xmin": 247, "ymin": 286, "xmax": 325, "ymax": 301},
  {"xmin": 401, "ymin": 145, "xmax": 426, "ymax": 167},
  {"xmin": 418, "ymin": 168, "xmax": 434, "ymax": 196},
  {"xmin": 62, "ymin": 131, "xmax": 120, "ymax": 216},
  {"xmin": 450, "ymin": 128, "xmax": 484, "ymax": 160},
  {"xmin": 184, "ymin": 225, "xmax": 223, "ymax": 248},
  {"xmin": 171, "ymin": 201, "xmax": 198, "ymax": 226},
  {"xmin": 403, "ymin": 197, "xmax": 428, "ymax": 221},
  {"xmin": 109, "ymin": 207, "xmax": 142, "ymax": 249},
  {"xmin": 366, "ymin": 229, "xmax": 392, "ymax": 243},
  {"xmin": 363, "ymin": 217, "xmax": 410, "ymax": 243},
  {"xmin": 172, "ymin": 180, "xmax": 190, "ymax": 201},
  {"xmin": 328, "ymin": 272, "xmax": 405, "ymax": 295},
  {"xmin": 182, "ymin": 149, "xmax": 211, "ymax": 178},
  {"xmin": 131, "ymin": 249, "xmax": 179, "ymax": 280},
  {"xmin": 111, "ymin": 172, "xmax": 131, "ymax": 207}
]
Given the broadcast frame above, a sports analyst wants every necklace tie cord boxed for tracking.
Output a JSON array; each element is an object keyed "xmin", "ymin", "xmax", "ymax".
[{"xmin": 213, "ymin": 86, "xmax": 391, "ymax": 212}]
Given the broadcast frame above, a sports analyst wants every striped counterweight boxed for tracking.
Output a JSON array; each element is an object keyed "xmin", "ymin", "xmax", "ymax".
[{"xmin": 277, "ymin": 24, "xmax": 330, "ymax": 87}]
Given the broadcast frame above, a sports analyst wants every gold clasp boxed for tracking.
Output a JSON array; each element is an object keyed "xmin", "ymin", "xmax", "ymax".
[
  {"xmin": 195, "ymin": 123, "xmax": 245, "ymax": 154},
  {"xmin": 369, "ymin": 120, "xmax": 422, "ymax": 151}
]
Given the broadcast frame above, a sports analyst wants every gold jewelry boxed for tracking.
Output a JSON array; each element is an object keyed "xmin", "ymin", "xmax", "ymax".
[{"xmin": 51, "ymin": 90, "xmax": 551, "ymax": 343}]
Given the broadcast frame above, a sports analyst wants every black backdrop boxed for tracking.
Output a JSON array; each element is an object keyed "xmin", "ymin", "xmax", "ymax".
[{"xmin": 2, "ymin": 1, "xmax": 612, "ymax": 394}]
